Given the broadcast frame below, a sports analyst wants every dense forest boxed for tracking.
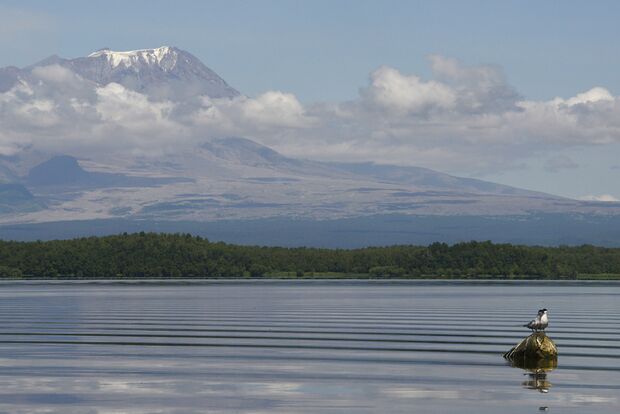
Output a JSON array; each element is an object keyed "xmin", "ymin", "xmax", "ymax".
[{"xmin": 1, "ymin": 232, "xmax": 620, "ymax": 279}]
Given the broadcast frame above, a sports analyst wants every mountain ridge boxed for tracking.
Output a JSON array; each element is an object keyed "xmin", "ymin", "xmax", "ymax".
[
  {"xmin": 1, "ymin": 135, "xmax": 616, "ymax": 228},
  {"xmin": 1, "ymin": 46, "xmax": 619, "ymax": 245}
]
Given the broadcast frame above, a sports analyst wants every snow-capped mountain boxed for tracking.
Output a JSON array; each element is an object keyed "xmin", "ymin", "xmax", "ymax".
[
  {"xmin": 1, "ymin": 47, "xmax": 620, "ymax": 245},
  {"xmin": 2, "ymin": 46, "xmax": 239, "ymax": 99}
]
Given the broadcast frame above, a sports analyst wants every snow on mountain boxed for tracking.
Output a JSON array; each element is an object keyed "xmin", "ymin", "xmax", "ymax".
[
  {"xmin": 2, "ymin": 46, "xmax": 239, "ymax": 100},
  {"xmin": 87, "ymin": 46, "xmax": 176, "ymax": 69},
  {"xmin": 73, "ymin": 46, "xmax": 239, "ymax": 99},
  {"xmin": 1, "ymin": 47, "xmax": 620, "ymax": 234}
]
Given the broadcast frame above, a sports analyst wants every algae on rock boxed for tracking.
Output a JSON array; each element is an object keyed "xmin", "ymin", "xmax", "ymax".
[{"xmin": 504, "ymin": 332, "xmax": 558, "ymax": 365}]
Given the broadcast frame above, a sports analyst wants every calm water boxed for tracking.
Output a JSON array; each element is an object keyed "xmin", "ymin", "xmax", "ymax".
[{"xmin": 0, "ymin": 280, "xmax": 618, "ymax": 413}]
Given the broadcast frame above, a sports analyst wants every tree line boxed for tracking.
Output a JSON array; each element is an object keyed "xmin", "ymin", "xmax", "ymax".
[{"xmin": 1, "ymin": 232, "xmax": 619, "ymax": 279}]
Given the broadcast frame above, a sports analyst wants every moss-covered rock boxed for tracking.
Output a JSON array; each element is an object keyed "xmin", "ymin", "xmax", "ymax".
[
  {"xmin": 504, "ymin": 332, "xmax": 558, "ymax": 393},
  {"xmin": 504, "ymin": 332, "xmax": 558, "ymax": 364}
]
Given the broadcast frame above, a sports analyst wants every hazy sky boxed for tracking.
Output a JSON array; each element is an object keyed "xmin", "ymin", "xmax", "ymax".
[{"xmin": 1, "ymin": 0, "xmax": 619, "ymax": 200}]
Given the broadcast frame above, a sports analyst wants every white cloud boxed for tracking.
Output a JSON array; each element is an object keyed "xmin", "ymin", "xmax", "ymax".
[
  {"xmin": 238, "ymin": 91, "xmax": 313, "ymax": 128},
  {"xmin": 579, "ymin": 194, "xmax": 620, "ymax": 202},
  {"xmin": 565, "ymin": 87, "xmax": 614, "ymax": 106},
  {"xmin": 0, "ymin": 70, "xmax": 317, "ymax": 158},
  {"xmin": 2, "ymin": 55, "xmax": 620, "ymax": 175},
  {"xmin": 96, "ymin": 83, "xmax": 175, "ymax": 130},
  {"xmin": 362, "ymin": 66, "xmax": 456, "ymax": 113},
  {"xmin": 31, "ymin": 64, "xmax": 76, "ymax": 84},
  {"xmin": 428, "ymin": 55, "xmax": 521, "ymax": 113}
]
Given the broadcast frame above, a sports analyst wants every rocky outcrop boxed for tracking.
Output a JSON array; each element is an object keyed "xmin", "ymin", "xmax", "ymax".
[{"xmin": 504, "ymin": 332, "xmax": 558, "ymax": 367}]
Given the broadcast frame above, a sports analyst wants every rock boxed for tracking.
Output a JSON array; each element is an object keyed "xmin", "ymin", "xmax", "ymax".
[
  {"xmin": 504, "ymin": 332, "xmax": 557, "ymax": 393},
  {"xmin": 509, "ymin": 355, "xmax": 558, "ymax": 371},
  {"xmin": 504, "ymin": 332, "xmax": 558, "ymax": 365}
]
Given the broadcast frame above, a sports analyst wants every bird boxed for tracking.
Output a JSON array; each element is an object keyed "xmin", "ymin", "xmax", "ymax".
[
  {"xmin": 538, "ymin": 308, "xmax": 549, "ymax": 331},
  {"xmin": 524, "ymin": 308, "xmax": 549, "ymax": 332},
  {"xmin": 524, "ymin": 310, "xmax": 541, "ymax": 331}
]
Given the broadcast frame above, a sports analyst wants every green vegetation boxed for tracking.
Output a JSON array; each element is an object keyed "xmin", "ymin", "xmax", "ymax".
[{"xmin": 1, "ymin": 233, "xmax": 620, "ymax": 279}]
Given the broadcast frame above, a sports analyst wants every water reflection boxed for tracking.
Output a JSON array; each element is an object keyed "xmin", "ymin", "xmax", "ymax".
[
  {"xmin": 507, "ymin": 357, "xmax": 557, "ymax": 393},
  {"xmin": 523, "ymin": 368, "xmax": 552, "ymax": 393},
  {"xmin": 1, "ymin": 282, "xmax": 619, "ymax": 413}
]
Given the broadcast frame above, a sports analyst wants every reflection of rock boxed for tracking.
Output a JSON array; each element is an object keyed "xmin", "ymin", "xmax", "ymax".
[
  {"xmin": 507, "ymin": 356, "xmax": 557, "ymax": 371},
  {"xmin": 504, "ymin": 332, "xmax": 558, "ymax": 393},
  {"xmin": 504, "ymin": 332, "xmax": 558, "ymax": 361},
  {"xmin": 508, "ymin": 359, "xmax": 556, "ymax": 393},
  {"xmin": 523, "ymin": 368, "xmax": 553, "ymax": 393}
]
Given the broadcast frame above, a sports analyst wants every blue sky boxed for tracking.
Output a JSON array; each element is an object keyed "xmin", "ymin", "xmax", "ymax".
[
  {"xmin": 3, "ymin": 0, "xmax": 619, "ymax": 102},
  {"xmin": 1, "ymin": 0, "xmax": 619, "ymax": 199}
]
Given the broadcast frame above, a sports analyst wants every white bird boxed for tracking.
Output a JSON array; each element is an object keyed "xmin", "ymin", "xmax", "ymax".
[{"xmin": 524, "ymin": 309, "xmax": 549, "ymax": 332}]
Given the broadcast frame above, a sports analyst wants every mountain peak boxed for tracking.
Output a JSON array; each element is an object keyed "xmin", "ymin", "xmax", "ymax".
[
  {"xmin": 3, "ymin": 46, "xmax": 239, "ymax": 99},
  {"xmin": 87, "ymin": 46, "xmax": 178, "ymax": 70},
  {"xmin": 15, "ymin": 45, "xmax": 241, "ymax": 99}
]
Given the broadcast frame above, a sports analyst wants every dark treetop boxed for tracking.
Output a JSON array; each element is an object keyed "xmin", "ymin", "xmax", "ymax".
[{"xmin": 1, "ymin": 233, "xmax": 620, "ymax": 279}]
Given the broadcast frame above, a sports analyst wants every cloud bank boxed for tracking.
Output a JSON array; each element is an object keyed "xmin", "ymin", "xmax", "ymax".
[{"xmin": 1, "ymin": 56, "xmax": 620, "ymax": 175}]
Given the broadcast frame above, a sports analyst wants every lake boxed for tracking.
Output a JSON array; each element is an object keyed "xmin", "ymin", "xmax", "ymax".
[{"xmin": 0, "ymin": 280, "xmax": 618, "ymax": 413}]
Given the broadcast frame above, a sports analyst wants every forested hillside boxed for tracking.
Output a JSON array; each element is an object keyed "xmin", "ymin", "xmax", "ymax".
[{"xmin": 1, "ymin": 233, "xmax": 620, "ymax": 279}]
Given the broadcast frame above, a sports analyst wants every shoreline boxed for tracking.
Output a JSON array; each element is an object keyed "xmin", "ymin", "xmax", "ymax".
[{"xmin": 2, "ymin": 278, "xmax": 620, "ymax": 285}]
